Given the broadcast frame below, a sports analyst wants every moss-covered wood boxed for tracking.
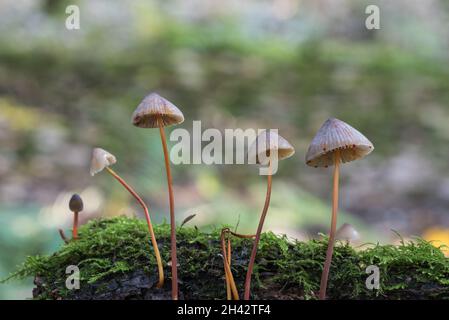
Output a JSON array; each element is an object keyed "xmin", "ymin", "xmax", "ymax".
[{"xmin": 4, "ymin": 217, "xmax": 449, "ymax": 300}]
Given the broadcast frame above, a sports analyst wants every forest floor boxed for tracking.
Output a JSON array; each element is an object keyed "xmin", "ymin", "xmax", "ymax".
[{"xmin": 4, "ymin": 216, "xmax": 449, "ymax": 300}]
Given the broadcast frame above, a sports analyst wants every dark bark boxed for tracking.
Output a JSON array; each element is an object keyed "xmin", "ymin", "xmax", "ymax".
[{"xmin": 32, "ymin": 271, "xmax": 449, "ymax": 300}]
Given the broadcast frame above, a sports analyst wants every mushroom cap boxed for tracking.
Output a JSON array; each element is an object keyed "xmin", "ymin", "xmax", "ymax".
[
  {"xmin": 248, "ymin": 130, "xmax": 295, "ymax": 165},
  {"xmin": 131, "ymin": 93, "xmax": 184, "ymax": 128},
  {"xmin": 90, "ymin": 148, "xmax": 117, "ymax": 176},
  {"xmin": 305, "ymin": 118, "xmax": 374, "ymax": 167},
  {"xmin": 336, "ymin": 223, "xmax": 361, "ymax": 242},
  {"xmin": 69, "ymin": 194, "xmax": 84, "ymax": 212}
]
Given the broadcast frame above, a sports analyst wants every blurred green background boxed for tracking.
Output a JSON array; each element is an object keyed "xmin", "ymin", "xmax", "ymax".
[{"xmin": 1, "ymin": 0, "xmax": 449, "ymax": 299}]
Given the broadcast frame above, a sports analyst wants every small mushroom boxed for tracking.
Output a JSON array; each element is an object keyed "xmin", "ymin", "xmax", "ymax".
[
  {"xmin": 305, "ymin": 118, "xmax": 373, "ymax": 300},
  {"xmin": 244, "ymin": 130, "xmax": 295, "ymax": 300},
  {"xmin": 131, "ymin": 92, "xmax": 184, "ymax": 300},
  {"xmin": 336, "ymin": 223, "xmax": 361, "ymax": 244},
  {"xmin": 69, "ymin": 194, "xmax": 83, "ymax": 239},
  {"xmin": 90, "ymin": 148, "xmax": 117, "ymax": 176},
  {"xmin": 90, "ymin": 147, "xmax": 164, "ymax": 288}
]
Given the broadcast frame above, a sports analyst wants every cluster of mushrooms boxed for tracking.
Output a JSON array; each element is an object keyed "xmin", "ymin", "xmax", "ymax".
[{"xmin": 65, "ymin": 93, "xmax": 374, "ymax": 300}]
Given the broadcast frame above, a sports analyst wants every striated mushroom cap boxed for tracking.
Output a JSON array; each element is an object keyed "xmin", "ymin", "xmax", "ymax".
[
  {"xmin": 90, "ymin": 148, "xmax": 117, "ymax": 176},
  {"xmin": 69, "ymin": 194, "xmax": 84, "ymax": 213},
  {"xmin": 248, "ymin": 130, "xmax": 295, "ymax": 165},
  {"xmin": 305, "ymin": 118, "xmax": 373, "ymax": 167},
  {"xmin": 336, "ymin": 223, "xmax": 361, "ymax": 242},
  {"xmin": 132, "ymin": 93, "xmax": 184, "ymax": 128}
]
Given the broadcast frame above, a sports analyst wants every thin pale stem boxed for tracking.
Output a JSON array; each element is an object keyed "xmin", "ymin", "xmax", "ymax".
[
  {"xmin": 244, "ymin": 161, "xmax": 272, "ymax": 300},
  {"xmin": 319, "ymin": 150, "xmax": 340, "ymax": 300},
  {"xmin": 72, "ymin": 212, "xmax": 79, "ymax": 239},
  {"xmin": 158, "ymin": 120, "xmax": 178, "ymax": 300},
  {"xmin": 106, "ymin": 167, "xmax": 164, "ymax": 288}
]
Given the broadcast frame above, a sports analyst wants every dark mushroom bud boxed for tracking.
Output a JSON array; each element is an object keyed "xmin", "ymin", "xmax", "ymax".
[
  {"xmin": 69, "ymin": 194, "xmax": 83, "ymax": 239},
  {"xmin": 69, "ymin": 194, "xmax": 83, "ymax": 212},
  {"xmin": 305, "ymin": 118, "xmax": 373, "ymax": 300},
  {"xmin": 131, "ymin": 92, "xmax": 184, "ymax": 300},
  {"xmin": 244, "ymin": 130, "xmax": 294, "ymax": 300},
  {"xmin": 90, "ymin": 147, "xmax": 164, "ymax": 288}
]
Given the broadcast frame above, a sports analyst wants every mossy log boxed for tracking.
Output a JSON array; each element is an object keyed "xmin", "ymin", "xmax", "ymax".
[{"xmin": 7, "ymin": 217, "xmax": 449, "ymax": 300}]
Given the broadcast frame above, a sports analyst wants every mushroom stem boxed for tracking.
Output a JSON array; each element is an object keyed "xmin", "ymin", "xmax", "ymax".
[
  {"xmin": 72, "ymin": 212, "xmax": 79, "ymax": 239},
  {"xmin": 244, "ymin": 161, "xmax": 272, "ymax": 300},
  {"xmin": 158, "ymin": 119, "xmax": 178, "ymax": 300},
  {"xmin": 105, "ymin": 167, "xmax": 164, "ymax": 289},
  {"xmin": 319, "ymin": 150, "xmax": 341, "ymax": 300}
]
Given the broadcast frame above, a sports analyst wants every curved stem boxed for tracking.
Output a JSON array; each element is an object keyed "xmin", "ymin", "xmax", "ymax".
[
  {"xmin": 227, "ymin": 229, "xmax": 256, "ymax": 239},
  {"xmin": 158, "ymin": 120, "xmax": 178, "ymax": 300},
  {"xmin": 72, "ymin": 212, "xmax": 79, "ymax": 239},
  {"xmin": 106, "ymin": 167, "xmax": 164, "ymax": 288},
  {"xmin": 319, "ymin": 150, "xmax": 340, "ymax": 300},
  {"xmin": 244, "ymin": 161, "xmax": 272, "ymax": 300},
  {"xmin": 59, "ymin": 228, "xmax": 69, "ymax": 244}
]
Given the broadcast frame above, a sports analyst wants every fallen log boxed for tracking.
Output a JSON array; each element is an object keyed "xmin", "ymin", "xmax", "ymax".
[{"xmin": 5, "ymin": 217, "xmax": 449, "ymax": 300}]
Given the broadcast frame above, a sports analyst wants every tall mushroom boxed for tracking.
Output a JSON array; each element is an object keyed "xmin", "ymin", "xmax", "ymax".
[
  {"xmin": 90, "ymin": 147, "xmax": 164, "ymax": 288},
  {"xmin": 244, "ymin": 130, "xmax": 295, "ymax": 300},
  {"xmin": 305, "ymin": 118, "xmax": 374, "ymax": 300},
  {"xmin": 131, "ymin": 93, "xmax": 184, "ymax": 300},
  {"xmin": 69, "ymin": 194, "xmax": 83, "ymax": 239}
]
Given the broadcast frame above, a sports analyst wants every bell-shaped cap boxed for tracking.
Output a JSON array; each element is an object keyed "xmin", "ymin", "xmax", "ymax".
[
  {"xmin": 69, "ymin": 194, "xmax": 84, "ymax": 212},
  {"xmin": 248, "ymin": 130, "xmax": 295, "ymax": 165},
  {"xmin": 336, "ymin": 223, "xmax": 361, "ymax": 242},
  {"xmin": 90, "ymin": 148, "xmax": 117, "ymax": 176},
  {"xmin": 305, "ymin": 118, "xmax": 373, "ymax": 167},
  {"xmin": 131, "ymin": 93, "xmax": 184, "ymax": 128}
]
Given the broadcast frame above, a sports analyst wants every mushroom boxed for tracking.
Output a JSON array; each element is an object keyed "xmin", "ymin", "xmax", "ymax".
[
  {"xmin": 335, "ymin": 223, "xmax": 361, "ymax": 244},
  {"xmin": 244, "ymin": 130, "xmax": 295, "ymax": 300},
  {"xmin": 90, "ymin": 147, "xmax": 164, "ymax": 288},
  {"xmin": 131, "ymin": 93, "xmax": 184, "ymax": 300},
  {"xmin": 69, "ymin": 194, "xmax": 83, "ymax": 239},
  {"xmin": 305, "ymin": 118, "xmax": 373, "ymax": 300}
]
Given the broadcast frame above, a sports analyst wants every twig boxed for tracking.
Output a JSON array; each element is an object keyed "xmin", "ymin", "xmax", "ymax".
[
  {"xmin": 58, "ymin": 229, "xmax": 69, "ymax": 244},
  {"xmin": 221, "ymin": 228, "xmax": 256, "ymax": 300}
]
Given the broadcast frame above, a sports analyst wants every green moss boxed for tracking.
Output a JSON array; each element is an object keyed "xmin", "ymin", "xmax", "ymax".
[{"xmin": 3, "ymin": 216, "xmax": 449, "ymax": 299}]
